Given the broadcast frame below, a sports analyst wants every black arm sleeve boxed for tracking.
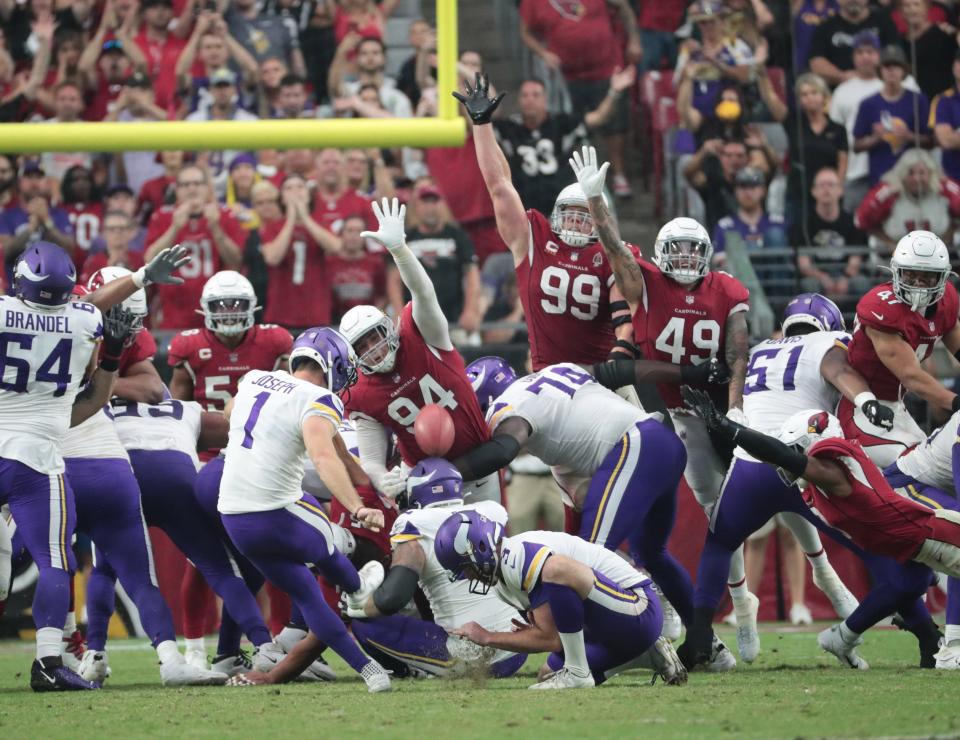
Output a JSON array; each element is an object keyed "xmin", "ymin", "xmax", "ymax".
[
  {"xmin": 723, "ymin": 422, "xmax": 809, "ymax": 479},
  {"xmin": 372, "ymin": 565, "xmax": 422, "ymax": 616},
  {"xmin": 453, "ymin": 434, "xmax": 522, "ymax": 481},
  {"xmin": 592, "ymin": 358, "xmax": 686, "ymax": 390}
]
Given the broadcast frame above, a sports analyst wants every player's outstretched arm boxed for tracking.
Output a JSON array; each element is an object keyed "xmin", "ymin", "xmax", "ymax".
[
  {"xmin": 569, "ymin": 146, "xmax": 644, "ymax": 304},
  {"xmin": 594, "ymin": 356, "xmax": 730, "ymax": 390},
  {"xmin": 724, "ymin": 311, "xmax": 749, "ymax": 411},
  {"xmin": 362, "ymin": 197, "xmax": 453, "ymax": 352},
  {"xmin": 866, "ymin": 326, "xmax": 960, "ymax": 413},
  {"xmin": 450, "ymin": 603, "xmax": 562, "ymax": 654},
  {"xmin": 819, "ymin": 346, "xmax": 894, "ymax": 430},
  {"xmin": 113, "ymin": 361, "xmax": 165, "ymax": 404},
  {"xmin": 454, "ymin": 73, "xmax": 528, "ymax": 266},
  {"xmin": 452, "ymin": 417, "xmax": 530, "ymax": 482},
  {"xmin": 71, "ymin": 308, "xmax": 136, "ymax": 426},
  {"xmin": 83, "ymin": 245, "xmax": 191, "ymax": 313},
  {"xmin": 303, "ymin": 416, "xmax": 384, "ymax": 532}
]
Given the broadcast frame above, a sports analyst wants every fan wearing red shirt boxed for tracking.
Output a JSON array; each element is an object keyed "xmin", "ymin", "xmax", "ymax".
[
  {"xmin": 134, "ymin": 0, "xmax": 185, "ymax": 112},
  {"xmin": 328, "ymin": 214, "xmax": 387, "ymax": 321},
  {"xmin": 144, "ymin": 164, "xmax": 244, "ymax": 329},
  {"xmin": 310, "ymin": 148, "xmax": 376, "ymax": 234},
  {"xmin": 339, "ymin": 198, "xmax": 498, "ymax": 505},
  {"xmin": 259, "ymin": 173, "xmax": 341, "ymax": 329},
  {"xmin": 841, "ymin": 230, "xmax": 960, "ymax": 467},
  {"xmin": 60, "ymin": 165, "xmax": 103, "ymax": 261},
  {"xmin": 138, "ymin": 150, "xmax": 184, "ymax": 220}
]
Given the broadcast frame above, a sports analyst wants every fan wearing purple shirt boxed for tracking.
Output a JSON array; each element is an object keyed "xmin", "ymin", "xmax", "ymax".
[{"xmin": 853, "ymin": 45, "xmax": 931, "ymax": 185}]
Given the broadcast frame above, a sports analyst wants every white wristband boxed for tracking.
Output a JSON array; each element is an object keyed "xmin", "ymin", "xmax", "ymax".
[
  {"xmin": 854, "ymin": 392, "xmax": 877, "ymax": 408},
  {"xmin": 131, "ymin": 267, "xmax": 147, "ymax": 289}
]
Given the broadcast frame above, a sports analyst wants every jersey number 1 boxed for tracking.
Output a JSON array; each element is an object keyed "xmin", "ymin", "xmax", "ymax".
[{"xmin": 241, "ymin": 391, "xmax": 270, "ymax": 449}]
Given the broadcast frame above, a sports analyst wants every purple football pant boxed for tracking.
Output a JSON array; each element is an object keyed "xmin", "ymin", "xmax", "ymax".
[
  {"xmin": 86, "ymin": 450, "xmax": 271, "ymax": 654},
  {"xmin": 222, "ymin": 494, "xmax": 371, "ymax": 673},
  {"xmin": 698, "ymin": 457, "xmax": 933, "ymax": 634},
  {"xmin": 579, "ymin": 420, "xmax": 694, "ymax": 625},
  {"xmin": 194, "ymin": 455, "xmax": 270, "ymax": 655},
  {"xmin": 351, "ymin": 614, "xmax": 526, "ymax": 678},
  {"xmin": 885, "ymin": 463, "xmax": 960, "ymax": 626},
  {"xmin": 541, "ymin": 576, "xmax": 663, "ymax": 685},
  {"xmin": 0, "ymin": 458, "xmax": 75, "ymax": 631},
  {"xmin": 66, "ymin": 457, "xmax": 176, "ymax": 649}
]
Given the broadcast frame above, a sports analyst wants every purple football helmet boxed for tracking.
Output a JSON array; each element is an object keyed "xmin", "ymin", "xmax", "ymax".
[
  {"xmin": 782, "ymin": 293, "xmax": 845, "ymax": 335},
  {"xmin": 434, "ymin": 509, "xmax": 503, "ymax": 595},
  {"xmin": 466, "ymin": 356, "xmax": 517, "ymax": 414},
  {"xmin": 14, "ymin": 241, "xmax": 77, "ymax": 308},
  {"xmin": 405, "ymin": 457, "xmax": 463, "ymax": 509},
  {"xmin": 290, "ymin": 327, "xmax": 358, "ymax": 394}
]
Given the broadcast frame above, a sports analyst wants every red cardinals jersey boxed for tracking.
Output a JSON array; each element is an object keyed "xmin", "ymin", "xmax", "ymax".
[
  {"xmin": 310, "ymin": 190, "xmax": 375, "ymax": 235},
  {"xmin": 632, "ymin": 261, "xmax": 750, "ymax": 409},
  {"xmin": 167, "ymin": 324, "xmax": 293, "ymax": 410},
  {"xmin": 804, "ymin": 437, "xmax": 939, "ymax": 562},
  {"xmin": 327, "ymin": 251, "xmax": 387, "ymax": 320},
  {"xmin": 346, "ymin": 303, "xmax": 490, "ymax": 467},
  {"xmin": 517, "ymin": 209, "xmax": 638, "ymax": 370},
  {"xmin": 64, "ymin": 202, "xmax": 103, "ymax": 259},
  {"xmin": 145, "ymin": 205, "xmax": 247, "ymax": 330},
  {"xmin": 847, "ymin": 281, "xmax": 959, "ymax": 401},
  {"xmin": 258, "ymin": 218, "xmax": 332, "ymax": 327}
]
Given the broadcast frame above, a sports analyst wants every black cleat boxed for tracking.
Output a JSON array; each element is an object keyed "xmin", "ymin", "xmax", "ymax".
[{"xmin": 30, "ymin": 657, "xmax": 101, "ymax": 692}]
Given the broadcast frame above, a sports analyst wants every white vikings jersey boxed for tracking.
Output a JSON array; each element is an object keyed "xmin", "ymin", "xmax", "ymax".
[
  {"xmin": 737, "ymin": 331, "xmax": 850, "ymax": 460},
  {"xmin": 486, "ymin": 363, "xmax": 651, "ymax": 478},
  {"xmin": 219, "ymin": 369, "xmax": 344, "ymax": 514},
  {"xmin": 111, "ymin": 399, "xmax": 204, "ymax": 470},
  {"xmin": 0, "ymin": 297, "xmax": 102, "ymax": 474},
  {"xmin": 894, "ymin": 411, "xmax": 959, "ymax": 492},
  {"xmin": 391, "ymin": 501, "xmax": 516, "ymax": 636},
  {"xmin": 302, "ymin": 419, "xmax": 358, "ymax": 501},
  {"xmin": 62, "ymin": 408, "xmax": 129, "ymax": 461},
  {"xmin": 495, "ymin": 530, "xmax": 649, "ymax": 612}
]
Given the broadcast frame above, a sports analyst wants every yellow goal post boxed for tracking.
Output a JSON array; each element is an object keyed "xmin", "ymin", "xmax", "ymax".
[{"xmin": 0, "ymin": 0, "xmax": 465, "ymax": 153}]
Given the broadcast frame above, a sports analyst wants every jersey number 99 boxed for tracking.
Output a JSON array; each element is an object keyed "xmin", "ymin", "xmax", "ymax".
[{"xmin": 540, "ymin": 266, "xmax": 600, "ymax": 320}]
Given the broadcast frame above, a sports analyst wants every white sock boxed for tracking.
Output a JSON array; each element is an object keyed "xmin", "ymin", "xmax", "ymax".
[
  {"xmin": 838, "ymin": 622, "xmax": 860, "ymax": 644},
  {"xmin": 64, "ymin": 611, "xmax": 77, "ymax": 635},
  {"xmin": 184, "ymin": 637, "xmax": 205, "ymax": 653},
  {"xmin": 558, "ymin": 630, "xmax": 590, "ymax": 676},
  {"xmin": 0, "ymin": 516, "xmax": 12, "ymax": 601},
  {"xmin": 945, "ymin": 624, "xmax": 960, "ymax": 646},
  {"xmin": 156, "ymin": 640, "xmax": 182, "ymax": 665},
  {"xmin": 806, "ymin": 550, "xmax": 831, "ymax": 573},
  {"xmin": 782, "ymin": 512, "xmax": 824, "ymax": 555},
  {"xmin": 36, "ymin": 627, "xmax": 63, "ymax": 660},
  {"xmin": 728, "ymin": 545, "xmax": 747, "ymax": 598},
  {"xmin": 728, "ymin": 574, "xmax": 750, "ymax": 604}
]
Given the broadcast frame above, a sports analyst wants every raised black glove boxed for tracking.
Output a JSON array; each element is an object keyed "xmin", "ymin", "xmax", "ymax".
[
  {"xmin": 861, "ymin": 400, "xmax": 894, "ymax": 431},
  {"xmin": 100, "ymin": 306, "xmax": 136, "ymax": 372},
  {"xmin": 680, "ymin": 357, "xmax": 731, "ymax": 386},
  {"xmin": 452, "ymin": 72, "xmax": 505, "ymax": 125}
]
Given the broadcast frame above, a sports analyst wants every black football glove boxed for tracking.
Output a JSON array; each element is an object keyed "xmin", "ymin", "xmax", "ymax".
[
  {"xmin": 861, "ymin": 400, "xmax": 894, "ymax": 431},
  {"xmin": 452, "ymin": 72, "xmax": 505, "ymax": 125},
  {"xmin": 681, "ymin": 385, "xmax": 726, "ymax": 432},
  {"xmin": 680, "ymin": 357, "xmax": 731, "ymax": 386},
  {"xmin": 142, "ymin": 244, "xmax": 191, "ymax": 286},
  {"xmin": 100, "ymin": 306, "xmax": 137, "ymax": 371}
]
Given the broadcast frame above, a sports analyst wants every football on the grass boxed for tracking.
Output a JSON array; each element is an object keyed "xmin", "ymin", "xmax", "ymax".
[{"xmin": 414, "ymin": 404, "xmax": 456, "ymax": 456}]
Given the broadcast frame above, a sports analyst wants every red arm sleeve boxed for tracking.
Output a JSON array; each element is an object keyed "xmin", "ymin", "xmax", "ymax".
[{"xmin": 854, "ymin": 183, "xmax": 897, "ymax": 232}]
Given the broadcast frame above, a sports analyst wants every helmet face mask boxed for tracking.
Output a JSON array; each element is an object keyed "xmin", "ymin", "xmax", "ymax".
[
  {"xmin": 199, "ymin": 271, "xmax": 258, "ymax": 336},
  {"xmin": 87, "ymin": 266, "xmax": 148, "ymax": 345},
  {"xmin": 339, "ymin": 306, "xmax": 400, "ymax": 375},
  {"xmin": 434, "ymin": 511, "xmax": 504, "ymax": 596},
  {"xmin": 653, "ymin": 218, "xmax": 713, "ymax": 284},
  {"xmin": 549, "ymin": 183, "xmax": 600, "ymax": 248},
  {"xmin": 888, "ymin": 230, "xmax": 952, "ymax": 312}
]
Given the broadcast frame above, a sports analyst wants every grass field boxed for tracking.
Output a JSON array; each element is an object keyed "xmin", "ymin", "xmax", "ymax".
[{"xmin": 0, "ymin": 626, "xmax": 957, "ymax": 739}]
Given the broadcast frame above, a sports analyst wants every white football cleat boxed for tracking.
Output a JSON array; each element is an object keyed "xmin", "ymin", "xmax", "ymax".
[
  {"xmin": 659, "ymin": 596, "xmax": 683, "ymax": 641},
  {"xmin": 790, "ymin": 603, "xmax": 813, "ymax": 626},
  {"xmin": 160, "ymin": 657, "xmax": 229, "ymax": 686},
  {"xmin": 529, "ymin": 667, "xmax": 595, "ymax": 690},
  {"xmin": 354, "ymin": 561, "xmax": 385, "ymax": 602},
  {"xmin": 813, "ymin": 567, "xmax": 859, "ymax": 619},
  {"xmin": 818, "ymin": 624, "xmax": 869, "ymax": 670},
  {"xmin": 647, "ymin": 636, "xmax": 687, "ymax": 686},
  {"xmin": 211, "ymin": 652, "xmax": 253, "ymax": 677},
  {"xmin": 733, "ymin": 591, "xmax": 760, "ymax": 663},
  {"xmin": 61, "ymin": 630, "xmax": 85, "ymax": 672},
  {"xmin": 183, "ymin": 648, "xmax": 209, "ymax": 670},
  {"xmin": 934, "ymin": 642, "xmax": 960, "ymax": 670},
  {"xmin": 706, "ymin": 635, "xmax": 737, "ymax": 673},
  {"xmin": 360, "ymin": 660, "xmax": 392, "ymax": 693},
  {"xmin": 298, "ymin": 656, "xmax": 337, "ymax": 682},
  {"xmin": 721, "ymin": 609, "xmax": 737, "ymax": 626},
  {"xmin": 78, "ymin": 650, "xmax": 111, "ymax": 683}
]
